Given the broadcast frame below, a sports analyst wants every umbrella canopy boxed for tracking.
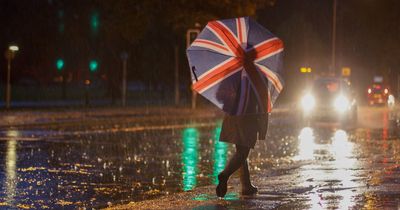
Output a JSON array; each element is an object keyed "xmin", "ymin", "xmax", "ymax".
[{"xmin": 186, "ymin": 17, "xmax": 284, "ymax": 115}]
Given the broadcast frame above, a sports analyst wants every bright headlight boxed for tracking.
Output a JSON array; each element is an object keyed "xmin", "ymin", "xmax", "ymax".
[
  {"xmin": 334, "ymin": 95, "xmax": 350, "ymax": 112},
  {"xmin": 301, "ymin": 94, "xmax": 315, "ymax": 112}
]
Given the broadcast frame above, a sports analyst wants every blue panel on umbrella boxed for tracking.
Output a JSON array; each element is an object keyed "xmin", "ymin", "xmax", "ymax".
[
  {"xmin": 186, "ymin": 50, "xmax": 231, "ymax": 79},
  {"xmin": 196, "ymin": 27, "xmax": 224, "ymax": 46}
]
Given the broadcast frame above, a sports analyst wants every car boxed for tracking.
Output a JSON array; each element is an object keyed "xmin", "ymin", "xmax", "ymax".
[
  {"xmin": 299, "ymin": 76, "xmax": 358, "ymax": 125},
  {"xmin": 367, "ymin": 84, "xmax": 390, "ymax": 106}
]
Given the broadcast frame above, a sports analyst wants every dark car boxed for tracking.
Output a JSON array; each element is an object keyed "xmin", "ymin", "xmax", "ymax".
[{"xmin": 299, "ymin": 77, "xmax": 358, "ymax": 125}]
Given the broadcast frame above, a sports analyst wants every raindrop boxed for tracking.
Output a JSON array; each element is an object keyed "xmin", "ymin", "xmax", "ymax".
[
  {"xmin": 152, "ymin": 177, "xmax": 156, "ymax": 185},
  {"xmin": 97, "ymin": 158, "xmax": 102, "ymax": 163},
  {"xmin": 119, "ymin": 166, "xmax": 123, "ymax": 172}
]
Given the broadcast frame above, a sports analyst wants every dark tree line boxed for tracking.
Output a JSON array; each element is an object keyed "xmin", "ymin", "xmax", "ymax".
[{"xmin": 0, "ymin": 0, "xmax": 274, "ymax": 100}]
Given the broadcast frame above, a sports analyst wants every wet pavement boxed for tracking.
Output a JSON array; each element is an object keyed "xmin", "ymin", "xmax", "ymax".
[{"xmin": 0, "ymin": 106, "xmax": 400, "ymax": 209}]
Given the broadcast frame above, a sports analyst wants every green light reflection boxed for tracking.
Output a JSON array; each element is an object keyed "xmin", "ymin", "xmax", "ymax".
[
  {"xmin": 181, "ymin": 127, "xmax": 199, "ymax": 191},
  {"xmin": 212, "ymin": 122, "xmax": 228, "ymax": 185},
  {"xmin": 224, "ymin": 192, "xmax": 239, "ymax": 200}
]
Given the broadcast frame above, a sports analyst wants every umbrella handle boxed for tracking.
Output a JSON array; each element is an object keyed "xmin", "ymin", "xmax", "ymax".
[{"xmin": 191, "ymin": 66, "xmax": 198, "ymax": 82}]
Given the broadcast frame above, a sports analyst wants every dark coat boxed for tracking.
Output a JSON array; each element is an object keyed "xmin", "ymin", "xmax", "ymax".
[{"xmin": 219, "ymin": 113, "xmax": 269, "ymax": 148}]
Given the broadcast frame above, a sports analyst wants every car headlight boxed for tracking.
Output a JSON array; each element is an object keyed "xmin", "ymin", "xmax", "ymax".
[
  {"xmin": 334, "ymin": 95, "xmax": 350, "ymax": 112},
  {"xmin": 301, "ymin": 94, "xmax": 315, "ymax": 112}
]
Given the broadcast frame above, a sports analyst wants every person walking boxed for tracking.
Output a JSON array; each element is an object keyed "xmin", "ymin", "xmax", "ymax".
[
  {"xmin": 184, "ymin": 17, "xmax": 284, "ymax": 198},
  {"xmin": 215, "ymin": 109, "xmax": 268, "ymax": 197}
]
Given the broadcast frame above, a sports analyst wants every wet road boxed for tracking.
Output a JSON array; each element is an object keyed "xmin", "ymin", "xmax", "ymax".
[{"xmin": 0, "ymin": 106, "xmax": 400, "ymax": 209}]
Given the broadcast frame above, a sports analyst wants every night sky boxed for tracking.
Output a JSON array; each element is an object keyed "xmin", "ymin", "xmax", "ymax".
[{"xmin": 1, "ymin": 0, "xmax": 399, "ymax": 103}]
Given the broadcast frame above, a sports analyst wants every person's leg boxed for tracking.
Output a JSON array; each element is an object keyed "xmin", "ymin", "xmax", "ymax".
[
  {"xmin": 239, "ymin": 160, "xmax": 258, "ymax": 195},
  {"xmin": 216, "ymin": 144, "xmax": 250, "ymax": 197}
]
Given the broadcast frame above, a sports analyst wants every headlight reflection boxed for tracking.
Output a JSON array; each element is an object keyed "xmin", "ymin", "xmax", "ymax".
[
  {"xmin": 331, "ymin": 129, "xmax": 353, "ymax": 159},
  {"xmin": 295, "ymin": 127, "xmax": 316, "ymax": 160},
  {"xmin": 331, "ymin": 129, "xmax": 358, "ymax": 209}
]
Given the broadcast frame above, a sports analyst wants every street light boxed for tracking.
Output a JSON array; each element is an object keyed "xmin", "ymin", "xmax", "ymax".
[{"xmin": 4, "ymin": 45, "xmax": 19, "ymax": 108}]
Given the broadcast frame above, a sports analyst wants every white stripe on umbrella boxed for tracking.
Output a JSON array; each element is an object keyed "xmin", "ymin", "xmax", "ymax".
[
  {"xmin": 192, "ymin": 39, "xmax": 234, "ymax": 56},
  {"xmin": 236, "ymin": 17, "xmax": 247, "ymax": 47}
]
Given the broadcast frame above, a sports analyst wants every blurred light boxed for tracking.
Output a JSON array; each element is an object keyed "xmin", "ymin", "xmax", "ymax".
[
  {"xmin": 301, "ymin": 94, "xmax": 315, "ymax": 112},
  {"xmin": 91, "ymin": 11, "xmax": 100, "ymax": 33},
  {"xmin": 300, "ymin": 67, "xmax": 312, "ymax": 73},
  {"xmin": 9, "ymin": 45, "xmax": 19, "ymax": 52},
  {"xmin": 181, "ymin": 127, "xmax": 199, "ymax": 191},
  {"xmin": 295, "ymin": 127, "xmax": 315, "ymax": 160},
  {"xmin": 388, "ymin": 94, "xmax": 395, "ymax": 107},
  {"xmin": 334, "ymin": 95, "xmax": 350, "ymax": 112},
  {"xmin": 367, "ymin": 88, "xmax": 372, "ymax": 94},
  {"xmin": 84, "ymin": 79, "xmax": 91, "ymax": 85},
  {"xmin": 212, "ymin": 123, "xmax": 228, "ymax": 185},
  {"xmin": 384, "ymin": 88, "xmax": 388, "ymax": 94},
  {"xmin": 56, "ymin": 58, "xmax": 64, "ymax": 71},
  {"xmin": 332, "ymin": 129, "xmax": 354, "ymax": 162},
  {"xmin": 6, "ymin": 130, "xmax": 20, "ymax": 137},
  {"xmin": 89, "ymin": 60, "xmax": 98, "ymax": 72},
  {"xmin": 5, "ymin": 130, "xmax": 18, "ymax": 205}
]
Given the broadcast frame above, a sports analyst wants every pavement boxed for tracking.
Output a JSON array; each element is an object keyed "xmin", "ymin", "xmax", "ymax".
[
  {"xmin": 0, "ymin": 105, "xmax": 399, "ymax": 209},
  {"xmin": 106, "ymin": 106, "xmax": 400, "ymax": 210}
]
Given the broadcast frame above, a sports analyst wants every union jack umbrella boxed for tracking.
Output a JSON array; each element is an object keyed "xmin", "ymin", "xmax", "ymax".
[{"xmin": 186, "ymin": 17, "xmax": 284, "ymax": 115}]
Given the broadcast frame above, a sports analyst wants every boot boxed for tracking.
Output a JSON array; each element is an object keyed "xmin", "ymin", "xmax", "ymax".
[
  {"xmin": 216, "ymin": 173, "xmax": 228, "ymax": 198},
  {"xmin": 216, "ymin": 145, "xmax": 250, "ymax": 197},
  {"xmin": 239, "ymin": 160, "xmax": 258, "ymax": 195}
]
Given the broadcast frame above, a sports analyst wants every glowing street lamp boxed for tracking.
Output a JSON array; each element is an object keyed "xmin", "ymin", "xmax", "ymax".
[
  {"xmin": 4, "ymin": 45, "xmax": 19, "ymax": 108},
  {"xmin": 9, "ymin": 46, "xmax": 19, "ymax": 52}
]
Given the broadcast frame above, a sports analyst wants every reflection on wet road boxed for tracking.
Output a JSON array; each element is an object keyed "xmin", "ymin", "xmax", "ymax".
[{"xmin": 0, "ymin": 106, "xmax": 399, "ymax": 209}]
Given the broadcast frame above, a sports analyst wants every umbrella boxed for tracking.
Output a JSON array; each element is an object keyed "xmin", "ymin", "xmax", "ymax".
[{"xmin": 186, "ymin": 17, "xmax": 284, "ymax": 115}]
